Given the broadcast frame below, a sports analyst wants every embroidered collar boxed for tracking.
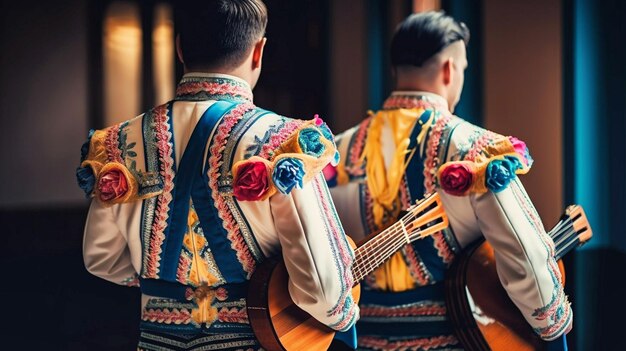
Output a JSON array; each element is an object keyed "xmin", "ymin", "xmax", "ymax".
[
  {"xmin": 382, "ymin": 91, "xmax": 449, "ymax": 111},
  {"xmin": 175, "ymin": 73, "xmax": 254, "ymax": 103}
]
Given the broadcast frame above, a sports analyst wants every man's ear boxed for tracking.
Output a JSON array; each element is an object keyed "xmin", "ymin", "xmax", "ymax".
[
  {"xmin": 252, "ymin": 37, "xmax": 267, "ymax": 70},
  {"xmin": 442, "ymin": 57, "xmax": 453, "ymax": 86},
  {"xmin": 176, "ymin": 34, "xmax": 184, "ymax": 64}
]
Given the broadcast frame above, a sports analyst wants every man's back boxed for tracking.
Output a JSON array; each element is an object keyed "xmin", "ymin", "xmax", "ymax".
[
  {"xmin": 78, "ymin": 73, "xmax": 358, "ymax": 350},
  {"xmin": 326, "ymin": 92, "xmax": 570, "ymax": 350}
]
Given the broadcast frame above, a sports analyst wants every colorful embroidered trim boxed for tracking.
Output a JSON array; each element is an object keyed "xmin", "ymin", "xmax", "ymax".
[
  {"xmin": 313, "ymin": 178, "xmax": 357, "ymax": 331},
  {"xmin": 175, "ymin": 76, "xmax": 253, "ymax": 103},
  {"xmin": 360, "ymin": 301, "xmax": 447, "ymax": 318},
  {"xmin": 344, "ymin": 117, "xmax": 372, "ymax": 178},
  {"xmin": 208, "ymin": 103, "xmax": 258, "ymax": 277},
  {"xmin": 145, "ymin": 103, "xmax": 175, "ymax": 278},
  {"xmin": 382, "ymin": 94, "xmax": 449, "ymax": 111},
  {"xmin": 358, "ymin": 335, "xmax": 459, "ymax": 351}
]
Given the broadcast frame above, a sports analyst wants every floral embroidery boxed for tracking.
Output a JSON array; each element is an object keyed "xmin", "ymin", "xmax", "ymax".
[
  {"xmin": 272, "ymin": 157, "xmax": 305, "ymax": 194},
  {"xmin": 509, "ymin": 136, "xmax": 534, "ymax": 167},
  {"xmin": 244, "ymin": 119, "xmax": 287, "ymax": 159},
  {"xmin": 258, "ymin": 119, "xmax": 305, "ymax": 159},
  {"xmin": 232, "ymin": 156, "xmax": 273, "ymax": 201}
]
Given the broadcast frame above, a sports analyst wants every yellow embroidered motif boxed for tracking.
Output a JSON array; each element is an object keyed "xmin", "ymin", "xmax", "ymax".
[
  {"xmin": 361, "ymin": 108, "xmax": 433, "ymax": 292},
  {"xmin": 362, "ymin": 108, "xmax": 432, "ymax": 229},
  {"xmin": 190, "ymin": 285, "xmax": 219, "ymax": 325}
]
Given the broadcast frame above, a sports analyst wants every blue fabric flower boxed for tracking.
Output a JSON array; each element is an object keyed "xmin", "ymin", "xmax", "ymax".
[
  {"xmin": 318, "ymin": 123, "xmax": 334, "ymax": 142},
  {"xmin": 76, "ymin": 166, "xmax": 95, "ymax": 197},
  {"xmin": 80, "ymin": 129, "xmax": 95, "ymax": 162},
  {"xmin": 273, "ymin": 158, "xmax": 305, "ymax": 194},
  {"xmin": 485, "ymin": 158, "xmax": 517, "ymax": 192},
  {"xmin": 298, "ymin": 128, "xmax": 326, "ymax": 157},
  {"xmin": 505, "ymin": 155, "xmax": 524, "ymax": 171}
]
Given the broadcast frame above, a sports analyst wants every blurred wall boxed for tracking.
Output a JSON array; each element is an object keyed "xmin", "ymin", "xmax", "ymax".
[
  {"xmin": 483, "ymin": 0, "xmax": 563, "ymax": 223},
  {"xmin": 0, "ymin": 0, "xmax": 88, "ymax": 208}
]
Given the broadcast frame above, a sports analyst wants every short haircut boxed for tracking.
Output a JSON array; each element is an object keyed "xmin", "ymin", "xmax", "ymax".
[
  {"xmin": 177, "ymin": 0, "xmax": 268, "ymax": 69},
  {"xmin": 391, "ymin": 11, "xmax": 470, "ymax": 67}
]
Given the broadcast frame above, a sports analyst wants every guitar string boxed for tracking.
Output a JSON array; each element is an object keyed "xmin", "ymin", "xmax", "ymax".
[
  {"xmin": 352, "ymin": 209, "xmax": 441, "ymax": 280},
  {"xmin": 354, "ymin": 215, "xmax": 584, "ymax": 280},
  {"xmin": 352, "ymin": 204, "xmax": 445, "ymax": 279},
  {"xmin": 352, "ymin": 206, "xmax": 428, "ymax": 270}
]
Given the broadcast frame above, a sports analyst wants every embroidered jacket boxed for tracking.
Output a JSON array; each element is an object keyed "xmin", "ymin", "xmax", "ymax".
[
  {"xmin": 326, "ymin": 91, "xmax": 571, "ymax": 347},
  {"xmin": 77, "ymin": 73, "xmax": 358, "ymax": 337}
]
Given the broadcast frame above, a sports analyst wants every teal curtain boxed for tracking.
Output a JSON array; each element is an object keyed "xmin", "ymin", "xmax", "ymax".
[{"xmin": 563, "ymin": 0, "xmax": 626, "ymax": 349}]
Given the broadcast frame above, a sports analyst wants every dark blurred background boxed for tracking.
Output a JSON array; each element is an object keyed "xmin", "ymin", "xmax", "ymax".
[{"xmin": 1, "ymin": 0, "xmax": 624, "ymax": 349}]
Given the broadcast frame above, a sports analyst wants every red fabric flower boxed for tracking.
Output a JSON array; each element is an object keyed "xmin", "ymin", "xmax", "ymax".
[
  {"xmin": 233, "ymin": 159, "xmax": 271, "ymax": 201},
  {"xmin": 98, "ymin": 167, "xmax": 129, "ymax": 202},
  {"xmin": 439, "ymin": 163, "xmax": 474, "ymax": 196}
]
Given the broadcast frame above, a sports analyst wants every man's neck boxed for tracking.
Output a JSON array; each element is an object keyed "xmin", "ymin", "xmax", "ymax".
[{"xmin": 183, "ymin": 67, "xmax": 252, "ymax": 87}]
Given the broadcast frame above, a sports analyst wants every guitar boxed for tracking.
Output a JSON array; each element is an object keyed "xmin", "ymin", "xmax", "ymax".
[
  {"xmin": 247, "ymin": 192, "xmax": 449, "ymax": 351},
  {"xmin": 445, "ymin": 205, "xmax": 592, "ymax": 351}
]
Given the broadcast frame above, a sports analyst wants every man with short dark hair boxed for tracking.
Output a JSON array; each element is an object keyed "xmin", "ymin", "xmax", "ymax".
[
  {"xmin": 326, "ymin": 11, "xmax": 571, "ymax": 350},
  {"xmin": 77, "ymin": 1, "xmax": 358, "ymax": 349}
]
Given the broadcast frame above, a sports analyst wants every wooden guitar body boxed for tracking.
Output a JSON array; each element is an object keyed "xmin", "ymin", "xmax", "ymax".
[
  {"xmin": 248, "ymin": 193, "xmax": 448, "ymax": 351},
  {"xmin": 247, "ymin": 240, "xmax": 361, "ymax": 351},
  {"xmin": 445, "ymin": 205, "xmax": 591, "ymax": 351}
]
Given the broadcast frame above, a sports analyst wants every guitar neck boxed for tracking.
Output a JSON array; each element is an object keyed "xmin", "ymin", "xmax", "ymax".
[
  {"xmin": 548, "ymin": 206, "xmax": 592, "ymax": 260},
  {"xmin": 351, "ymin": 195, "xmax": 448, "ymax": 283}
]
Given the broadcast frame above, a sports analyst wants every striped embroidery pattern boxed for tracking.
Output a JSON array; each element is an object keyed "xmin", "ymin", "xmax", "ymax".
[
  {"xmin": 208, "ymin": 103, "xmax": 258, "ymax": 277},
  {"xmin": 145, "ymin": 104, "xmax": 175, "ymax": 278},
  {"xmin": 358, "ymin": 335, "xmax": 460, "ymax": 351}
]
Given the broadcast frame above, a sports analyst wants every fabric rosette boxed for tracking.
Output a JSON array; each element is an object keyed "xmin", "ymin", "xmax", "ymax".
[
  {"xmin": 298, "ymin": 127, "xmax": 327, "ymax": 157},
  {"xmin": 485, "ymin": 157, "xmax": 519, "ymax": 193},
  {"xmin": 272, "ymin": 157, "xmax": 306, "ymax": 194},
  {"xmin": 508, "ymin": 136, "xmax": 534, "ymax": 168},
  {"xmin": 232, "ymin": 156, "xmax": 274, "ymax": 201},
  {"xmin": 95, "ymin": 162, "xmax": 137, "ymax": 205},
  {"xmin": 437, "ymin": 161, "xmax": 475, "ymax": 196}
]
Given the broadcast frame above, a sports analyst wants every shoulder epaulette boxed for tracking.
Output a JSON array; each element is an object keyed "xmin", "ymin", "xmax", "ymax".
[
  {"xmin": 231, "ymin": 115, "xmax": 339, "ymax": 201},
  {"xmin": 437, "ymin": 135, "xmax": 533, "ymax": 196}
]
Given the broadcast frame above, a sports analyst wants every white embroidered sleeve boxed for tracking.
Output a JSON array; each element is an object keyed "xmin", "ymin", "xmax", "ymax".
[
  {"xmin": 469, "ymin": 179, "xmax": 572, "ymax": 340},
  {"xmin": 269, "ymin": 174, "xmax": 359, "ymax": 331},
  {"xmin": 83, "ymin": 200, "xmax": 138, "ymax": 287}
]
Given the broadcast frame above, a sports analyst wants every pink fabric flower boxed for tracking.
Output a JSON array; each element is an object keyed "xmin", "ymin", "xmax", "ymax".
[
  {"xmin": 233, "ymin": 160, "xmax": 271, "ymax": 201},
  {"xmin": 439, "ymin": 163, "xmax": 474, "ymax": 196},
  {"xmin": 313, "ymin": 114, "xmax": 323, "ymax": 126},
  {"xmin": 508, "ymin": 136, "xmax": 530, "ymax": 166},
  {"xmin": 98, "ymin": 167, "xmax": 129, "ymax": 202},
  {"xmin": 322, "ymin": 163, "xmax": 337, "ymax": 181}
]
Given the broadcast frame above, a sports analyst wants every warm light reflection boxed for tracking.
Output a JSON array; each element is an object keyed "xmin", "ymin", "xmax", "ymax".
[
  {"xmin": 413, "ymin": 0, "xmax": 441, "ymax": 13},
  {"xmin": 103, "ymin": 2, "xmax": 142, "ymax": 126},
  {"xmin": 153, "ymin": 3, "xmax": 175, "ymax": 106}
]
